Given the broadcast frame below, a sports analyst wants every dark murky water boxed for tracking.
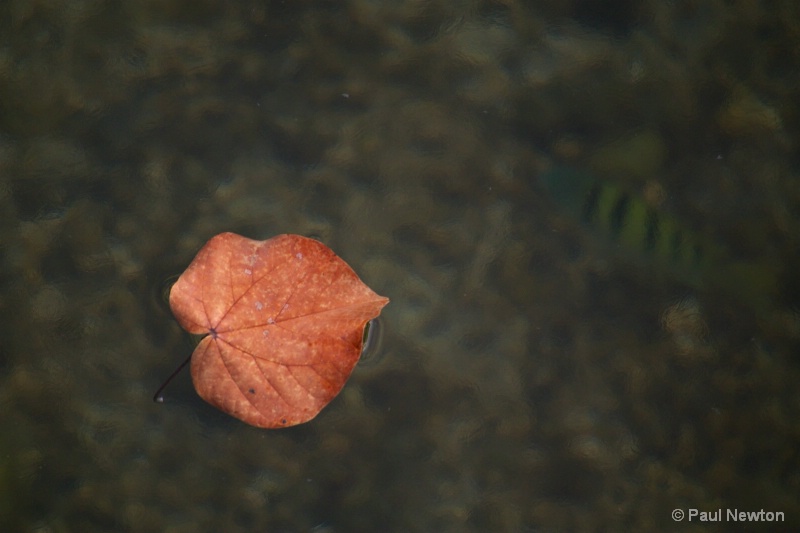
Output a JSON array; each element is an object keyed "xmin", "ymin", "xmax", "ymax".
[{"xmin": 2, "ymin": 2, "xmax": 799, "ymax": 531}]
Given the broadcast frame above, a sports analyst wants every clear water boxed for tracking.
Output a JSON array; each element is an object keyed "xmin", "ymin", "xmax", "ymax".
[{"xmin": 1, "ymin": 2, "xmax": 799, "ymax": 531}]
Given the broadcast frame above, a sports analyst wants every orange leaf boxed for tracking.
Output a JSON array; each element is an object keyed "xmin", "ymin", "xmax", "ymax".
[{"xmin": 168, "ymin": 232, "xmax": 389, "ymax": 428}]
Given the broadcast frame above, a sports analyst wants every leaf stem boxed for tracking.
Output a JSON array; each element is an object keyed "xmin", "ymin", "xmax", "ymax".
[{"xmin": 153, "ymin": 354, "xmax": 192, "ymax": 403}]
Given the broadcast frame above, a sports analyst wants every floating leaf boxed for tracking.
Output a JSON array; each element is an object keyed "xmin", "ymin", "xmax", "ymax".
[{"xmin": 168, "ymin": 232, "xmax": 389, "ymax": 428}]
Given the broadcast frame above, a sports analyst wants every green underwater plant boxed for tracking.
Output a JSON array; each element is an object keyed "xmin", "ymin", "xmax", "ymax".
[{"xmin": 539, "ymin": 164, "xmax": 779, "ymax": 311}]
